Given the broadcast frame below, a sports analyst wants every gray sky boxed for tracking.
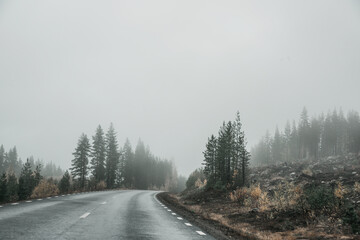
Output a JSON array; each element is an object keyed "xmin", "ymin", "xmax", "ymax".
[{"xmin": 0, "ymin": 0, "xmax": 359, "ymax": 176}]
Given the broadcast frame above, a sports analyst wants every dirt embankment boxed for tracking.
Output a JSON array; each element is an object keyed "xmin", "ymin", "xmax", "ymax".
[
  {"xmin": 158, "ymin": 155, "xmax": 360, "ymax": 240},
  {"xmin": 157, "ymin": 192, "xmax": 254, "ymax": 240}
]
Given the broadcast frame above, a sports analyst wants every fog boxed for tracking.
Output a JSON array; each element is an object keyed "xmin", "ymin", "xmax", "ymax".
[{"xmin": 0, "ymin": 0, "xmax": 359, "ymax": 176}]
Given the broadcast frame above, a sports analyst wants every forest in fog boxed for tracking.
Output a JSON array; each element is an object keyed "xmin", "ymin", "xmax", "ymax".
[
  {"xmin": 251, "ymin": 108, "xmax": 360, "ymax": 165},
  {"xmin": 70, "ymin": 123, "xmax": 183, "ymax": 192}
]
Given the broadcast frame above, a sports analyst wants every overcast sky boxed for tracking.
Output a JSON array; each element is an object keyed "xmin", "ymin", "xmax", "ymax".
[{"xmin": 0, "ymin": 0, "xmax": 359, "ymax": 176}]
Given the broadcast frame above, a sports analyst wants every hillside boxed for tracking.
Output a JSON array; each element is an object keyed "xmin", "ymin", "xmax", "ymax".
[{"xmin": 161, "ymin": 154, "xmax": 360, "ymax": 239}]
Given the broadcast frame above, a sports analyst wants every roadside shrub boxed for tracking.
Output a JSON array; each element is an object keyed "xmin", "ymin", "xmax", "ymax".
[
  {"xmin": 354, "ymin": 182, "xmax": 360, "ymax": 194},
  {"xmin": 186, "ymin": 168, "xmax": 205, "ymax": 189},
  {"xmin": 342, "ymin": 203, "xmax": 360, "ymax": 234},
  {"xmin": 96, "ymin": 181, "xmax": 106, "ymax": 190},
  {"xmin": 31, "ymin": 180, "xmax": 59, "ymax": 198},
  {"xmin": 304, "ymin": 184, "xmax": 336, "ymax": 213},
  {"xmin": 230, "ymin": 187, "xmax": 248, "ymax": 205},
  {"xmin": 230, "ymin": 185, "xmax": 270, "ymax": 211},
  {"xmin": 273, "ymin": 181, "xmax": 303, "ymax": 212},
  {"xmin": 334, "ymin": 182, "xmax": 348, "ymax": 200}
]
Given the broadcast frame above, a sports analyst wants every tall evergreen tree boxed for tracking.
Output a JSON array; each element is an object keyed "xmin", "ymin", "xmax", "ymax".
[
  {"xmin": 7, "ymin": 171, "xmax": 18, "ymax": 202},
  {"xmin": 202, "ymin": 135, "xmax": 217, "ymax": 185},
  {"xmin": 91, "ymin": 125, "xmax": 106, "ymax": 183},
  {"xmin": 18, "ymin": 159, "xmax": 34, "ymax": 200},
  {"xmin": 0, "ymin": 145, "xmax": 5, "ymax": 174},
  {"xmin": 233, "ymin": 112, "xmax": 249, "ymax": 187},
  {"xmin": 71, "ymin": 133, "xmax": 91, "ymax": 189},
  {"xmin": 105, "ymin": 124, "xmax": 120, "ymax": 189},
  {"xmin": 0, "ymin": 173, "xmax": 7, "ymax": 202},
  {"xmin": 59, "ymin": 170, "xmax": 71, "ymax": 193},
  {"xmin": 216, "ymin": 121, "xmax": 234, "ymax": 186},
  {"xmin": 272, "ymin": 126, "xmax": 283, "ymax": 163},
  {"xmin": 133, "ymin": 140, "xmax": 148, "ymax": 189},
  {"xmin": 122, "ymin": 139, "xmax": 134, "ymax": 188}
]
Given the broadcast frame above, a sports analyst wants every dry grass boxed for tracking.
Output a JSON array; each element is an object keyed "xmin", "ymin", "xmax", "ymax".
[
  {"xmin": 354, "ymin": 181, "xmax": 360, "ymax": 194},
  {"xmin": 334, "ymin": 182, "xmax": 347, "ymax": 200},
  {"xmin": 272, "ymin": 181, "xmax": 303, "ymax": 211},
  {"xmin": 302, "ymin": 168, "xmax": 313, "ymax": 176},
  {"xmin": 96, "ymin": 180, "xmax": 106, "ymax": 190},
  {"xmin": 31, "ymin": 180, "xmax": 59, "ymax": 198}
]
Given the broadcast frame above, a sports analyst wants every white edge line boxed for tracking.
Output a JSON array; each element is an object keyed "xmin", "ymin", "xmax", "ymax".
[
  {"xmin": 196, "ymin": 231, "xmax": 206, "ymax": 236},
  {"xmin": 80, "ymin": 212, "xmax": 91, "ymax": 219},
  {"xmin": 11, "ymin": 203, "xmax": 19, "ymax": 205},
  {"xmin": 185, "ymin": 223, "xmax": 192, "ymax": 226},
  {"xmin": 177, "ymin": 217, "xmax": 183, "ymax": 220}
]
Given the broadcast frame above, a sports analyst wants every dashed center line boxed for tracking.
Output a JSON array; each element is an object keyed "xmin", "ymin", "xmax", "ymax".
[
  {"xmin": 167, "ymin": 210, "xmax": 171, "ymax": 212},
  {"xmin": 164, "ymin": 207, "xmax": 167, "ymax": 209},
  {"xmin": 11, "ymin": 203, "xmax": 19, "ymax": 206},
  {"xmin": 61, "ymin": 195, "xmax": 65, "ymax": 196},
  {"xmin": 177, "ymin": 217, "xmax": 183, "ymax": 220},
  {"xmin": 80, "ymin": 212, "xmax": 91, "ymax": 219},
  {"xmin": 37, "ymin": 199, "xmax": 43, "ymax": 201},
  {"xmin": 172, "ymin": 213, "xmax": 176, "ymax": 215},
  {"xmin": 185, "ymin": 223, "xmax": 192, "ymax": 226},
  {"xmin": 196, "ymin": 231, "xmax": 206, "ymax": 236}
]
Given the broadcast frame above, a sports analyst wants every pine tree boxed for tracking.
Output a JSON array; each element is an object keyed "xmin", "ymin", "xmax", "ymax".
[
  {"xmin": 71, "ymin": 133, "xmax": 91, "ymax": 189},
  {"xmin": 91, "ymin": 125, "xmax": 106, "ymax": 183},
  {"xmin": 0, "ymin": 173, "xmax": 7, "ymax": 202},
  {"xmin": 33, "ymin": 164, "xmax": 43, "ymax": 187},
  {"xmin": 0, "ymin": 145, "xmax": 5, "ymax": 174},
  {"xmin": 105, "ymin": 124, "xmax": 119, "ymax": 189},
  {"xmin": 133, "ymin": 140, "xmax": 148, "ymax": 189},
  {"xmin": 7, "ymin": 171, "xmax": 18, "ymax": 202},
  {"xmin": 216, "ymin": 121, "xmax": 234, "ymax": 186},
  {"xmin": 122, "ymin": 139, "xmax": 134, "ymax": 188},
  {"xmin": 59, "ymin": 170, "xmax": 71, "ymax": 193},
  {"xmin": 18, "ymin": 159, "xmax": 34, "ymax": 200},
  {"xmin": 202, "ymin": 134, "xmax": 217, "ymax": 186},
  {"xmin": 272, "ymin": 126, "xmax": 283, "ymax": 163}
]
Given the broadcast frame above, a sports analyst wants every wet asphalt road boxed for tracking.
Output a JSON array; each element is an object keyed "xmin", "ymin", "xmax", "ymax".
[{"xmin": 0, "ymin": 190, "xmax": 216, "ymax": 240}]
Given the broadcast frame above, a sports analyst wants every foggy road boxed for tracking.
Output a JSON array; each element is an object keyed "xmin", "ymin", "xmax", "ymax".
[{"xmin": 0, "ymin": 190, "xmax": 215, "ymax": 240}]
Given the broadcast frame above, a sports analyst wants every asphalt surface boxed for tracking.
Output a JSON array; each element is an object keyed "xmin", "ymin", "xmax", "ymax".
[{"xmin": 0, "ymin": 190, "xmax": 216, "ymax": 240}]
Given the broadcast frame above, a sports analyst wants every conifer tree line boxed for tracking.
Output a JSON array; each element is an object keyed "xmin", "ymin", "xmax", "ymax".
[
  {"xmin": 251, "ymin": 108, "xmax": 360, "ymax": 165},
  {"xmin": 70, "ymin": 123, "xmax": 180, "ymax": 191},
  {"xmin": 202, "ymin": 112, "xmax": 250, "ymax": 189},
  {"xmin": 0, "ymin": 145, "xmax": 65, "ymax": 203}
]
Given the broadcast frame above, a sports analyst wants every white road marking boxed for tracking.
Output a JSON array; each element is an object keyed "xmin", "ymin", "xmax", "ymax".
[
  {"xmin": 11, "ymin": 203, "xmax": 19, "ymax": 206},
  {"xmin": 61, "ymin": 195, "xmax": 65, "ymax": 196},
  {"xmin": 172, "ymin": 213, "xmax": 176, "ymax": 215},
  {"xmin": 177, "ymin": 217, "xmax": 183, "ymax": 220},
  {"xmin": 0, "ymin": 205, "xmax": 3, "ymax": 207},
  {"xmin": 25, "ymin": 200, "xmax": 32, "ymax": 203},
  {"xmin": 37, "ymin": 199, "xmax": 43, "ymax": 201},
  {"xmin": 167, "ymin": 210, "xmax": 171, "ymax": 212},
  {"xmin": 55, "ymin": 196, "xmax": 59, "ymax": 198},
  {"xmin": 185, "ymin": 223, "xmax": 192, "ymax": 226},
  {"xmin": 101, "ymin": 201, "xmax": 107, "ymax": 205},
  {"xmin": 196, "ymin": 231, "xmax": 206, "ymax": 236},
  {"xmin": 47, "ymin": 197, "xmax": 51, "ymax": 199},
  {"xmin": 80, "ymin": 212, "xmax": 91, "ymax": 219},
  {"xmin": 164, "ymin": 207, "xmax": 167, "ymax": 209}
]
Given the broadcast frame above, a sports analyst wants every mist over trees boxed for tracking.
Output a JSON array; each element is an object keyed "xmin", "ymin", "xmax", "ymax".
[
  {"xmin": 0, "ymin": 144, "xmax": 64, "ymax": 203},
  {"xmin": 251, "ymin": 108, "xmax": 360, "ymax": 165},
  {"xmin": 70, "ymin": 124, "xmax": 182, "ymax": 192},
  {"xmin": 202, "ymin": 112, "xmax": 250, "ymax": 189}
]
